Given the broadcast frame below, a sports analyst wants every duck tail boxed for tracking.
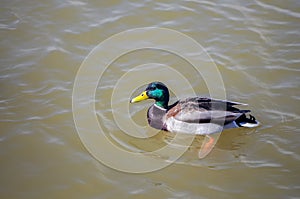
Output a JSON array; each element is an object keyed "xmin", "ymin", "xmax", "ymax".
[{"xmin": 235, "ymin": 114, "xmax": 260, "ymax": 128}]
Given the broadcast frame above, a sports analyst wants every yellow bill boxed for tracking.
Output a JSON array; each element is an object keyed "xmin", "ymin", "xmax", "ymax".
[{"xmin": 130, "ymin": 91, "xmax": 148, "ymax": 103}]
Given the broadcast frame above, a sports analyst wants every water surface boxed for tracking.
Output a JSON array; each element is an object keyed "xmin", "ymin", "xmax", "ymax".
[{"xmin": 1, "ymin": 0, "xmax": 300, "ymax": 198}]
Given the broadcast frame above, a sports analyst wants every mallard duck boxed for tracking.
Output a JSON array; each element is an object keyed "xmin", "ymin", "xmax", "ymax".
[
  {"xmin": 130, "ymin": 82, "xmax": 259, "ymax": 158},
  {"xmin": 130, "ymin": 81, "xmax": 259, "ymax": 133}
]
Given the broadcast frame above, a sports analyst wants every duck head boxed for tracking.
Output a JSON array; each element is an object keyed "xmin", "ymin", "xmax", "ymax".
[{"xmin": 130, "ymin": 82, "xmax": 170, "ymax": 109}]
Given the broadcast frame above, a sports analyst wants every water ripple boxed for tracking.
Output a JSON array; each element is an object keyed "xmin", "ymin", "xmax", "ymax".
[
  {"xmin": 0, "ymin": 8, "xmax": 20, "ymax": 30},
  {"xmin": 255, "ymin": 0, "xmax": 300, "ymax": 18},
  {"xmin": 240, "ymin": 158, "xmax": 282, "ymax": 168}
]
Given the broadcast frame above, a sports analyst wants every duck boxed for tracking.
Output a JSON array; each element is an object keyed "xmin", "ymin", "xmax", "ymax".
[
  {"xmin": 130, "ymin": 82, "xmax": 259, "ymax": 158},
  {"xmin": 130, "ymin": 81, "xmax": 259, "ymax": 133}
]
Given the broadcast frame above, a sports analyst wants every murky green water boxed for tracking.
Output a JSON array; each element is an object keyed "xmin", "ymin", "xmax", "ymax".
[{"xmin": 1, "ymin": 0, "xmax": 300, "ymax": 198}]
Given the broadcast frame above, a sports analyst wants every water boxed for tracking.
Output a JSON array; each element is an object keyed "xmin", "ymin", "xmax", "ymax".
[{"xmin": 1, "ymin": 0, "xmax": 300, "ymax": 198}]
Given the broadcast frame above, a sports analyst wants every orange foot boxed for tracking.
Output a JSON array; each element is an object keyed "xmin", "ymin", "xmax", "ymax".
[{"xmin": 198, "ymin": 134, "xmax": 219, "ymax": 159}]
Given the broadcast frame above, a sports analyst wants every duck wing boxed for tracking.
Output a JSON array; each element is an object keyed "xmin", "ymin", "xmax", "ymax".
[{"xmin": 166, "ymin": 97, "xmax": 250, "ymax": 125}]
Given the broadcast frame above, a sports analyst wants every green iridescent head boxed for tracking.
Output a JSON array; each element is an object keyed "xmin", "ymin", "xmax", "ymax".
[{"xmin": 130, "ymin": 82, "xmax": 170, "ymax": 109}]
